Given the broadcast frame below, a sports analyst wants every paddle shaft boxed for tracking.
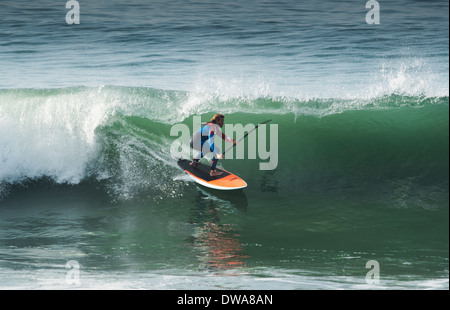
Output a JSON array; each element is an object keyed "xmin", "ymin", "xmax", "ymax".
[{"xmin": 223, "ymin": 119, "xmax": 272, "ymax": 155}]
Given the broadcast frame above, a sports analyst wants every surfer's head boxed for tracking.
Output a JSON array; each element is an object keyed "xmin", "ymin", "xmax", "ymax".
[{"xmin": 210, "ymin": 114, "xmax": 225, "ymax": 127}]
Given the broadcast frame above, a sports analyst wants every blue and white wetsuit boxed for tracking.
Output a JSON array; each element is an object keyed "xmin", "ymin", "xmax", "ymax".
[{"xmin": 190, "ymin": 122, "xmax": 233, "ymax": 170}]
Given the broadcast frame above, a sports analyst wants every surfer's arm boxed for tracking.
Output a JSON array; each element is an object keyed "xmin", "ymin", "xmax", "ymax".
[
  {"xmin": 215, "ymin": 124, "xmax": 234, "ymax": 143},
  {"xmin": 221, "ymin": 132, "xmax": 234, "ymax": 143}
]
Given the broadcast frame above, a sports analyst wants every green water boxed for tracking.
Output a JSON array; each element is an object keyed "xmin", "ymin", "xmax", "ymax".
[
  {"xmin": 0, "ymin": 0, "xmax": 448, "ymax": 289},
  {"xmin": 1, "ymin": 91, "xmax": 448, "ymax": 289}
]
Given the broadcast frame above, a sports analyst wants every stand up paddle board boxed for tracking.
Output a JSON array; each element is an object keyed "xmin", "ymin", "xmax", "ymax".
[{"xmin": 177, "ymin": 159, "xmax": 247, "ymax": 190}]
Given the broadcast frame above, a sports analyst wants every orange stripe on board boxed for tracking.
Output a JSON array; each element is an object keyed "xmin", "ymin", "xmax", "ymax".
[{"xmin": 184, "ymin": 170, "xmax": 247, "ymax": 189}]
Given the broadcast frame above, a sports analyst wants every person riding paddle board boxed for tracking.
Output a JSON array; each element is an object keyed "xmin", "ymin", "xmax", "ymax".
[{"xmin": 190, "ymin": 114, "xmax": 237, "ymax": 177}]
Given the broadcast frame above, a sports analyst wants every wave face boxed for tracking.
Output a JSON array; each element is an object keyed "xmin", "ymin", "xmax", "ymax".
[{"xmin": 0, "ymin": 86, "xmax": 448, "ymax": 205}]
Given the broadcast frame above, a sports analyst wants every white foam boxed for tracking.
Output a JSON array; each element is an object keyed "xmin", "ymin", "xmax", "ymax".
[{"xmin": 0, "ymin": 88, "xmax": 111, "ymax": 185}]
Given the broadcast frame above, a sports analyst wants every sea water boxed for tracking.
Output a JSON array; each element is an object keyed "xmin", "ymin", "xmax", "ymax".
[{"xmin": 0, "ymin": 0, "xmax": 448, "ymax": 289}]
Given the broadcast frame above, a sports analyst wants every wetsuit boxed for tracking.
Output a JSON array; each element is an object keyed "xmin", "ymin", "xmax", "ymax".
[{"xmin": 190, "ymin": 122, "xmax": 233, "ymax": 170}]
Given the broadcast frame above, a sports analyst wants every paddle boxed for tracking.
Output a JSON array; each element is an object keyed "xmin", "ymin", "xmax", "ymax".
[{"xmin": 223, "ymin": 119, "xmax": 272, "ymax": 155}]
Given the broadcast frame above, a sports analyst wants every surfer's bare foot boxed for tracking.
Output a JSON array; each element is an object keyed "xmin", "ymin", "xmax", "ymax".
[
  {"xmin": 190, "ymin": 160, "xmax": 199, "ymax": 167},
  {"xmin": 210, "ymin": 170, "xmax": 223, "ymax": 177}
]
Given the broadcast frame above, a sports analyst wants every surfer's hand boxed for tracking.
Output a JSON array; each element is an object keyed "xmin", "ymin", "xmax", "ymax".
[
  {"xmin": 216, "ymin": 153, "xmax": 223, "ymax": 160},
  {"xmin": 233, "ymin": 140, "xmax": 237, "ymax": 145}
]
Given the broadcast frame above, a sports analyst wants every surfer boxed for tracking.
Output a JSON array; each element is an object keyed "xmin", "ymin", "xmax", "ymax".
[{"xmin": 190, "ymin": 114, "xmax": 237, "ymax": 176}]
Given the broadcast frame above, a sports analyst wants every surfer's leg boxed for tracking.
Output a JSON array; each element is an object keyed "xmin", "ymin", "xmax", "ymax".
[
  {"xmin": 191, "ymin": 140, "xmax": 209, "ymax": 166},
  {"xmin": 191, "ymin": 149, "xmax": 204, "ymax": 166},
  {"xmin": 211, "ymin": 157, "xmax": 218, "ymax": 170},
  {"xmin": 190, "ymin": 149, "xmax": 200, "ymax": 166},
  {"xmin": 209, "ymin": 149, "xmax": 223, "ymax": 177},
  {"xmin": 190, "ymin": 156, "xmax": 201, "ymax": 166},
  {"xmin": 210, "ymin": 165, "xmax": 223, "ymax": 177}
]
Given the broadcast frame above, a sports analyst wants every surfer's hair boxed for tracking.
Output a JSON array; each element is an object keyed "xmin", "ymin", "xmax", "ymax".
[{"xmin": 210, "ymin": 114, "xmax": 225, "ymax": 124}]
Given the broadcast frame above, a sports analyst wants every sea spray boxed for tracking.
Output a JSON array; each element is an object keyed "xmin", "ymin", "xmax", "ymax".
[{"xmin": 0, "ymin": 87, "xmax": 111, "ymax": 185}]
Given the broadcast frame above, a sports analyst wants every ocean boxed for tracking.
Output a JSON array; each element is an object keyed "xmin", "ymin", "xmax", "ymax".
[{"xmin": 0, "ymin": 0, "xmax": 448, "ymax": 290}]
